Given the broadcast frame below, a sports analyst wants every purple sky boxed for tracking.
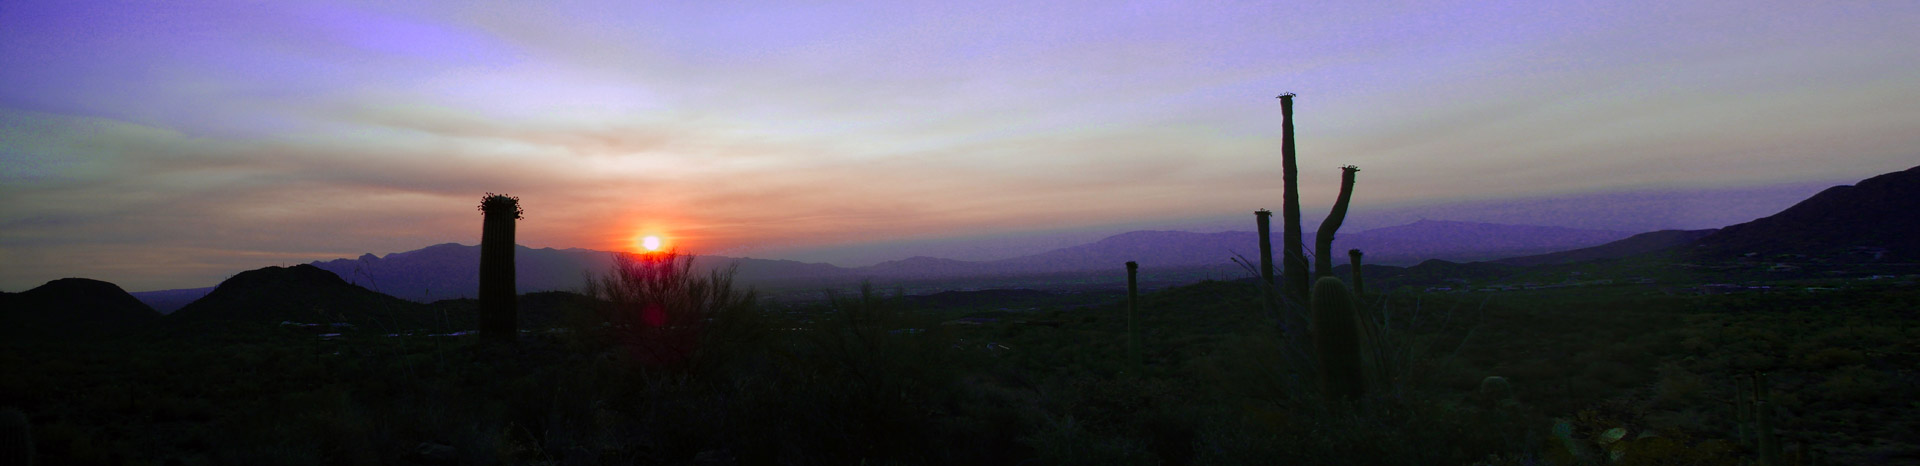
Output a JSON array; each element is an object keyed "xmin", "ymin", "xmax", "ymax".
[{"xmin": 3, "ymin": 1, "xmax": 1917, "ymax": 291}]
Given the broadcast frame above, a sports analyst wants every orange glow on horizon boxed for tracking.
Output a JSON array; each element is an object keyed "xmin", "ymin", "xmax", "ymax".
[{"xmin": 641, "ymin": 235, "xmax": 662, "ymax": 251}]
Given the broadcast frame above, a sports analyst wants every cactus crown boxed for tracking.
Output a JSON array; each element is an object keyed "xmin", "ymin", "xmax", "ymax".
[{"xmin": 478, "ymin": 193, "xmax": 524, "ymax": 219}]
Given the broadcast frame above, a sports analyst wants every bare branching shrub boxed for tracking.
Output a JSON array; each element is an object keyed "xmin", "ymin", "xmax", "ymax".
[{"xmin": 581, "ymin": 251, "xmax": 766, "ymax": 375}]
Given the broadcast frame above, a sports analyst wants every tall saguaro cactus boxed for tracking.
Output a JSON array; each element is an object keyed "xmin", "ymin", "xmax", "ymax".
[
  {"xmin": 1312, "ymin": 277, "xmax": 1365, "ymax": 401},
  {"xmin": 478, "ymin": 193, "xmax": 523, "ymax": 345},
  {"xmin": 1126, "ymin": 261, "xmax": 1140, "ymax": 369},
  {"xmin": 1278, "ymin": 93, "xmax": 1309, "ymax": 304},
  {"xmin": 1755, "ymin": 372, "xmax": 1780, "ymax": 466},
  {"xmin": 1347, "ymin": 249, "xmax": 1366, "ymax": 297},
  {"xmin": 1315, "ymin": 165, "xmax": 1360, "ymax": 278},
  {"xmin": 1, "ymin": 407, "xmax": 31, "ymax": 466}
]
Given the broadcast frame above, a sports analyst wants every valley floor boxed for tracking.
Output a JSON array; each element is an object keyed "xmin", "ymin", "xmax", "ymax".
[{"xmin": 4, "ymin": 267, "xmax": 1917, "ymax": 465}]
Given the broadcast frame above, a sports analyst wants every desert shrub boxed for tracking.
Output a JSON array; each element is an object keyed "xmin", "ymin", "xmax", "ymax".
[
  {"xmin": 1651, "ymin": 362, "xmax": 1708, "ymax": 408},
  {"xmin": 581, "ymin": 251, "xmax": 770, "ymax": 377},
  {"xmin": 1819, "ymin": 365, "xmax": 1890, "ymax": 404},
  {"xmin": 1796, "ymin": 347, "xmax": 1867, "ymax": 370}
]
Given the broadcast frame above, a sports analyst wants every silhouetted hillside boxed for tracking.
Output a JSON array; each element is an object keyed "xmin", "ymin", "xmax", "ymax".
[
  {"xmin": 1694, "ymin": 165, "xmax": 1920, "ymax": 260},
  {"xmin": 0, "ymin": 278, "xmax": 158, "ymax": 339},
  {"xmin": 169, "ymin": 265, "xmax": 434, "ymax": 330},
  {"xmin": 1495, "ymin": 229, "xmax": 1718, "ymax": 266}
]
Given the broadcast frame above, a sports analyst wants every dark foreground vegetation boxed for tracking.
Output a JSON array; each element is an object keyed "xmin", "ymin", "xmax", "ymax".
[{"xmin": 4, "ymin": 253, "xmax": 1916, "ymax": 465}]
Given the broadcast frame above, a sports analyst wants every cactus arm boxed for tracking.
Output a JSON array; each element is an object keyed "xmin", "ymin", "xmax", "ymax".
[{"xmin": 1315, "ymin": 166, "xmax": 1359, "ymax": 277}]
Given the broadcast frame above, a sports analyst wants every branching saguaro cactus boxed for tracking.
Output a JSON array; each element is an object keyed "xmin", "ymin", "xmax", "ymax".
[
  {"xmin": 1315, "ymin": 165, "xmax": 1360, "ymax": 278},
  {"xmin": 1312, "ymin": 276, "xmax": 1365, "ymax": 401},
  {"xmin": 1347, "ymin": 249, "xmax": 1365, "ymax": 297},
  {"xmin": 1278, "ymin": 93, "xmax": 1310, "ymax": 304},
  {"xmin": 1126, "ymin": 261, "xmax": 1140, "ymax": 369},
  {"xmin": 478, "ymin": 193, "xmax": 523, "ymax": 345},
  {"xmin": 1729, "ymin": 372, "xmax": 1783, "ymax": 465}
]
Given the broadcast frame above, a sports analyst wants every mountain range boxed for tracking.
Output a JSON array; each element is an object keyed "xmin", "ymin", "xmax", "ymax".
[
  {"xmin": 1692, "ymin": 164, "xmax": 1920, "ymax": 261},
  {"xmin": 268, "ymin": 219, "xmax": 1629, "ymax": 305},
  {"xmin": 96, "ymin": 163, "xmax": 1919, "ymax": 317}
]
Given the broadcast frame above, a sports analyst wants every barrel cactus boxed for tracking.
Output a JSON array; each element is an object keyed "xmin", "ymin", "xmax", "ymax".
[{"xmin": 1479, "ymin": 376, "xmax": 1512, "ymax": 403}]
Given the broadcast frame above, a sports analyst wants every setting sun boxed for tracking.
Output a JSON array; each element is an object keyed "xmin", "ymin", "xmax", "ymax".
[{"xmin": 640, "ymin": 235, "xmax": 662, "ymax": 252}]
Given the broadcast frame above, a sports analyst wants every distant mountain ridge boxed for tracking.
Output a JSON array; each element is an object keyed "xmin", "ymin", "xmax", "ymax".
[
  {"xmin": 1495, "ymin": 229, "xmax": 1719, "ymax": 266},
  {"xmin": 1693, "ymin": 165, "xmax": 1920, "ymax": 260},
  {"xmin": 284, "ymin": 220, "xmax": 1631, "ymax": 303}
]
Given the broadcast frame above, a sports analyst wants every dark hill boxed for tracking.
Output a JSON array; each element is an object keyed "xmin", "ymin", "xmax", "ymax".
[
  {"xmin": 1496, "ymin": 229, "xmax": 1718, "ymax": 266},
  {"xmin": 1, "ymin": 278, "xmax": 159, "ymax": 339},
  {"xmin": 1694, "ymin": 165, "xmax": 1920, "ymax": 260},
  {"xmin": 169, "ymin": 264, "xmax": 435, "ymax": 330}
]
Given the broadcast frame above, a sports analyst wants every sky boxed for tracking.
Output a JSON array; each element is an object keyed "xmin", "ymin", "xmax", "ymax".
[{"xmin": 2, "ymin": 1, "xmax": 1917, "ymax": 292}]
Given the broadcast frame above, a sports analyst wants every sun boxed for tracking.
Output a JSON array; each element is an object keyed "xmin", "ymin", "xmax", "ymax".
[{"xmin": 639, "ymin": 235, "xmax": 662, "ymax": 252}]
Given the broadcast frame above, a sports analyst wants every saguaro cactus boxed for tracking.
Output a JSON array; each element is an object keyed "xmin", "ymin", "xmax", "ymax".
[
  {"xmin": 1, "ymin": 407, "xmax": 30, "ymax": 466},
  {"xmin": 1315, "ymin": 165, "xmax": 1359, "ymax": 278},
  {"xmin": 1734, "ymin": 375, "xmax": 1754, "ymax": 448},
  {"xmin": 1278, "ymin": 93, "xmax": 1309, "ymax": 304},
  {"xmin": 1126, "ymin": 261, "xmax": 1140, "ymax": 369},
  {"xmin": 1347, "ymin": 249, "xmax": 1365, "ymax": 297},
  {"xmin": 1755, "ymin": 372, "xmax": 1780, "ymax": 466},
  {"xmin": 478, "ymin": 193, "xmax": 523, "ymax": 345},
  {"xmin": 1255, "ymin": 210, "xmax": 1276, "ymax": 288},
  {"xmin": 1312, "ymin": 276, "xmax": 1365, "ymax": 401}
]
